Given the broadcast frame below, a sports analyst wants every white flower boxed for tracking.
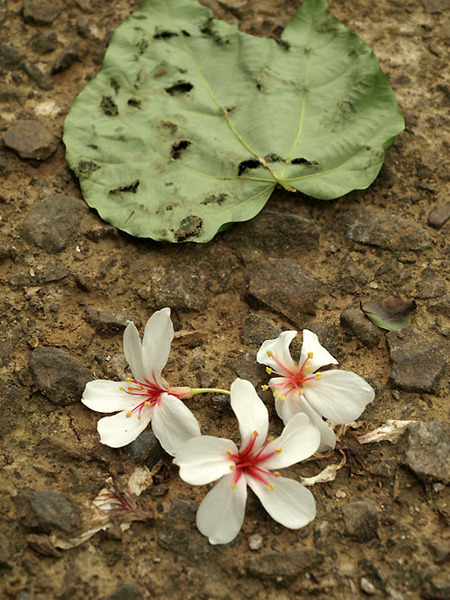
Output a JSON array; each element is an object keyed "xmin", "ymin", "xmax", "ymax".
[
  {"xmin": 82, "ymin": 308, "xmax": 200, "ymax": 455},
  {"xmin": 174, "ymin": 378, "xmax": 320, "ymax": 545},
  {"xmin": 257, "ymin": 330, "xmax": 375, "ymax": 451}
]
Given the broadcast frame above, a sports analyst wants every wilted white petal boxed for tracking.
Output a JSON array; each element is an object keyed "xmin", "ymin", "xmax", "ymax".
[
  {"xmin": 296, "ymin": 395, "xmax": 337, "ymax": 451},
  {"xmin": 196, "ymin": 473, "xmax": 247, "ymax": 545},
  {"xmin": 248, "ymin": 475, "xmax": 316, "ymax": 529},
  {"xmin": 151, "ymin": 393, "xmax": 201, "ymax": 457},
  {"xmin": 299, "ymin": 329, "xmax": 338, "ymax": 372},
  {"xmin": 141, "ymin": 308, "xmax": 174, "ymax": 382},
  {"xmin": 357, "ymin": 420, "xmax": 413, "ymax": 444},
  {"xmin": 304, "ymin": 370, "xmax": 375, "ymax": 423},
  {"xmin": 175, "ymin": 436, "xmax": 237, "ymax": 484},
  {"xmin": 230, "ymin": 379, "xmax": 268, "ymax": 451},
  {"xmin": 123, "ymin": 322, "xmax": 146, "ymax": 382},
  {"xmin": 257, "ymin": 331, "xmax": 298, "ymax": 373},
  {"xmin": 263, "ymin": 413, "xmax": 320, "ymax": 470},
  {"xmin": 300, "ymin": 453, "xmax": 346, "ymax": 486},
  {"xmin": 82, "ymin": 380, "xmax": 131, "ymax": 413},
  {"xmin": 97, "ymin": 408, "xmax": 152, "ymax": 448}
]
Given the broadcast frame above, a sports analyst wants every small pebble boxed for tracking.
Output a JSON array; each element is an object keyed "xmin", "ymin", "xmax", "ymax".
[
  {"xmin": 360, "ymin": 577, "xmax": 376, "ymax": 595},
  {"xmin": 248, "ymin": 533, "xmax": 263, "ymax": 550}
]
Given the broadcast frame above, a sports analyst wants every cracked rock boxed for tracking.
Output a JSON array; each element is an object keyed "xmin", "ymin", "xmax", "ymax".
[{"xmin": 3, "ymin": 120, "xmax": 58, "ymax": 160}]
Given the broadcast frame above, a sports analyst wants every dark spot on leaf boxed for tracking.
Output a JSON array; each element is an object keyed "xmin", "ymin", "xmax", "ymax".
[
  {"xmin": 154, "ymin": 68, "xmax": 166, "ymax": 78},
  {"xmin": 201, "ymin": 193, "xmax": 228, "ymax": 206},
  {"xmin": 165, "ymin": 81, "xmax": 193, "ymax": 95},
  {"xmin": 271, "ymin": 35, "xmax": 290, "ymax": 51},
  {"xmin": 200, "ymin": 18, "xmax": 229, "ymax": 45},
  {"xmin": 182, "ymin": 30, "xmax": 191, "ymax": 37},
  {"xmin": 225, "ymin": 106, "xmax": 235, "ymax": 113},
  {"xmin": 348, "ymin": 48, "xmax": 360, "ymax": 58},
  {"xmin": 303, "ymin": 45, "xmax": 313, "ymax": 56},
  {"xmin": 238, "ymin": 159, "xmax": 260, "ymax": 176},
  {"xmin": 316, "ymin": 20, "xmax": 339, "ymax": 35},
  {"xmin": 134, "ymin": 70, "xmax": 143, "ymax": 91},
  {"xmin": 110, "ymin": 78, "xmax": 120, "ymax": 94},
  {"xmin": 171, "ymin": 139, "xmax": 191, "ymax": 160},
  {"xmin": 87, "ymin": 144, "xmax": 98, "ymax": 150},
  {"xmin": 132, "ymin": 14, "xmax": 147, "ymax": 20},
  {"xmin": 100, "ymin": 95, "xmax": 119, "ymax": 116},
  {"xmin": 134, "ymin": 29, "xmax": 149, "ymax": 55},
  {"xmin": 124, "ymin": 210, "xmax": 135, "ymax": 223},
  {"xmin": 128, "ymin": 97, "xmax": 141, "ymax": 108},
  {"xmin": 166, "ymin": 202, "xmax": 179, "ymax": 211},
  {"xmin": 174, "ymin": 216, "xmax": 203, "ymax": 242},
  {"xmin": 161, "ymin": 120, "xmax": 177, "ymax": 134},
  {"xmin": 154, "ymin": 30, "xmax": 179, "ymax": 39},
  {"xmin": 109, "ymin": 180, "xmax": 140, "ymax": 195},
  {"xmin": 264, "ymin": 153, "xmax": 284, "ymax": 163},
  {"xmin": 76, "ymin": 160, "xmax": 100, "ymax": 180},
  {"xmin": 291, "ymin": 158, "xmax": 318, "ymax": 169},
  {"xmin": 256, "ymin": 81, "xmax": 262, "ymax": 91}
]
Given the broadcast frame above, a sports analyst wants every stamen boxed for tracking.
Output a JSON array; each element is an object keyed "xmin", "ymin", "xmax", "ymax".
[
  {"xmin": 229, "ymin": 465, "xmax": 235, "ymax": 470},
  {"xmin": 266, "ymin": 350, "xmax": 273, "ymax": 357},
  {"xmin": 273, "ymin": 472, "xmax": 280, "ymax": 477},
  {"xmin": 266, "ymin": 484, "xmax": 274, "ymax": 491},
  {"xmin": 308, "ymin": 351, "xmax": 314, "ymax": 359},
  {"xmin": 126, "ymin": 411, "xmax": 132, "ymax": 417},
  {"xmin": 231, "ymin": 483, "xmax": 236, "ymax": 489},
  {"xmin": 261, "ymin": 384, "xmax": 269, "ymax": 391},
  {"xmin": 226, "ymin": 450, "xmax": 232, "ymax": 456},
  {"xmin": 278, "ymin": 395, "xmax": 286, "ymax": 401},
  {"xmin": 119, "ymin": 386, "xmax": 125, "ymax": 391},
  {"xmin": 315, "ymin": 372, "xmax": 322, "ymax": 380},
  {"xmin": 267, "ymin": 436, "xmax": 274, "ymax": 442},
  {"xmin": 305, "ymin": 365, "xmax": 312, "ymax": 373},
  {"xmin": 275, "ymin": 447, "xmax": 282, "ymax": 453},
  {"xmin": 266, "ymin": 367, "xmax": 273, "ymax": 375}
]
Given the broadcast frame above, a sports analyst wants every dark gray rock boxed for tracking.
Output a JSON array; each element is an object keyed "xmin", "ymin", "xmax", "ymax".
[
  {"xmin": 224, "ymin": 210, "xmax": 319, "ymax": 255},
  {"xmin": 22, "ymin": 0, "xmax": 61, "ymax": 25},
  {"xmin": 123, "ymin": 431, "xmax": 164, "ymax": 467},
  {"xmin": 422, "ymin": 0, "xmax": 450, "ymax": 12},
  {"xmin": 22, "ymin": 60, "xmax": 53, "ymax": 90},
  {"xmin": 247, "ymin": 259, "xmax": 322, "ymax": 327},
  {"xmin": 427, "ymin": 203, "xmax": 450, "ymax": 229},
  {"xmin": 245, "ymin": 549, "xmax": 322, "ymax": 580},
  {"xmin": 343, "ymin": 501, "xmax": 378, "ymax": 542},
  {"xmin": 336, "ymin": 255, "xmax": 370, "ymax": 294},
  {"xmin": 340, "ymin": 308, "xmax": 382, "ymax": 346},
  {"xmin": 85, "ymin": 307, "xmax": 140, "ymax": 335},
  {"xmin": 428, "ymin": 540, "xmax": 450, "ymax": 564},
  {"xmin": 30, "ymin": 31, "xmax": 59, "ymax": 55},
  {"xmin": 387, "ymin": 331, "xmax": 446, "ymax": 393},
  {"xmin": 29, "ymin": 346, "xmax": 91, "ymax": 405},
  {"xmin": 308, "ymin": 322, "xmax": 345, "ymax": 359},
  {"xmin": 103, "ymin": 583, "xmax": 143, "ymax": 600},
  {"xmin": 415, "ymin": 268, "xmax": 447, "ymax": 299},
  {"xmin": 3, "ymin": 120, "xmax": 58, "ymax": 160},
  {"xmin": 22, "ymin": 490, "xmax": 79, "ymax": 533},
  {"xmin": 229, "ymin": 350, "xmax": 267, "ymax": 387},
  {"xmin": 51, "ymin": 42, "xmax": 79, "ymax": 74},
  {"xmin": 241, "ymin": 313, "xmax": 281, "ymax": 346},
  {"xmin": 345, "ymin": 208, "xmax": 432, "ymax": 252},
  {"xmin": 195, "ymin": 370, "xmax": 218, "ymax": 388},
  {"xmin": 22, "ymin": 194, "xmax": 86, "ymax": 253},
  {"xmin": 0, "ymin": 44, "xmax": 24, "ymax": 70},
  {"xmin": 428, "ymin": 293, "xmax": 450, "ymax": 316},
  {"xmin": 404, "ymin": 422, "xmax": 450, "ymax": 484},
  {"xmin": 76, "ymin": 15, "xmax": 91, "ymax": 37},
  {"xmin": 0, "ymin": 380, "xmax": 26, "ymax": 435}
]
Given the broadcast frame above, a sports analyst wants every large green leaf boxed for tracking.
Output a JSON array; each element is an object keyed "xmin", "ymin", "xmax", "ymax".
[{"xmin": 63, "ymin": 0, "xmax": 404, "ymax": 242}]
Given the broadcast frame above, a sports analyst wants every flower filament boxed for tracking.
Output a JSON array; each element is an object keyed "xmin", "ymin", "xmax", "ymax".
[
  {"xmin": 120, "ymin": 374, "xmax": 172, "ymax": 419},
  {"xmin": 266, "ymin": 350, "xmax": 321, "ymax": 397},
  {"xmin": 227, "ymin": 431, "xmax": 281, "ymax": 490}
]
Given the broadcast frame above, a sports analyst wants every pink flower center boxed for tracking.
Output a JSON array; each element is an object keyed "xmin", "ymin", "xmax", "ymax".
[
  {"xmin": 121, "ymin": 373, "xmax": 176, "ymax": 419},
  {"xmin": 228, "ymin": 432, "xmax": 280, "ymax": 489},
  {"xmin": 267, "ymin": 352, "xmax": 321, "ymax": 398}
]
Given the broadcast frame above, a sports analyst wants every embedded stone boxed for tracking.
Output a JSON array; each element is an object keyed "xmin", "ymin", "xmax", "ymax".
[
  {"xmin": 103, "ymin": 583, "xmax": 144, "ymax": 600},
  {"xmin": 241, "ymin": 313, "xmax": 281, "ymax": 346},
  {"xmin": 51, "ymin": 42, "xmax": 79, "ymax": 74},
  {"xmin": 247, "ymin": 259, "xmax": 322, "ymax": 327},
  {"xmin": 22, "ymin": 0, "xmax": 61, "ymax": 25},
  {"xmin": 123, "ymin": 432, "xmax": 164, "ymax": 467},
  {"xmin": 245, "ymin": 549, "xmax": 322, "ymax": 580},
  {"xmin": 340, "ymin": 308, "xmax": 382, "ymax": 346},
  {"xmin": 427, "ymin": 203, "xmax": 450, "ymax": 229},
  {"xmin": 3, "ymin": 120, "xmax": 58, "ymax": 160},
  {"xmin": 30, "ymin": 31, "xmax": 59, "ymax": 55},
  {"xmin": 343, "ymin": 501, "xmax": 378, "ymax": 542},
  {"xmin": 21, "ymin": 490, "xmax": 79, "ymax": 533},
  {"xmin": 404, "ymin": 422, "xmax": 450, "ymax": 484},
  {"xmin": 84, "ymin": 307, "xmax": 140, "ymax": 335},
  {"xmin": 29, "ymin": 346, "xmax": 91, "ymax": 405},
  {"xmin": 0, "ymin": 44, "xmax": 24, "ymax": 70},
  {"xmin": 22, "ymin": 60, "xmax": 53, "ymax": 90}
]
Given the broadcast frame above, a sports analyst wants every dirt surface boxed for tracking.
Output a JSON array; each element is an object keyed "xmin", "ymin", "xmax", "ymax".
[{"xmin": 0, "ymin": 0, "xmax": 449, "ymax": 599}]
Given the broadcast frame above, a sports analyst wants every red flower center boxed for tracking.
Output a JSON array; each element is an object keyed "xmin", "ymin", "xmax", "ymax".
[{"xmin": 227, "ymin": 432, "xmax": 280, "ymax": 489}]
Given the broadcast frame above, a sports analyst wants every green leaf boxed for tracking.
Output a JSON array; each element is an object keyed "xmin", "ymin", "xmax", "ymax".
[
  {"xmin": 63, "ymin": 0, "xmax": 404, "ymax": 242},
  {"xmin": 361, "ymin": 297, "xmax": 417, "ymax": 331}
]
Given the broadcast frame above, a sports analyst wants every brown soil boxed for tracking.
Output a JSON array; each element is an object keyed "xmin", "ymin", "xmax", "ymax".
[{"xmin": 0, "ymin": 0, "xmax": 449, "ymax": 599}]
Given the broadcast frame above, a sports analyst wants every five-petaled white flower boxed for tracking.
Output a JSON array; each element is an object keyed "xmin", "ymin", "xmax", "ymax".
[
  {"xmin": 82, "ymin": 308, "xmax": 200, "ymax": 456},
  {"xmin": 257, "ymin": 330, "xmax": 375, "ymax": 451},
  {"xmin": 174, "ymin": 378, "xmax": 320, "ymax": 545}
]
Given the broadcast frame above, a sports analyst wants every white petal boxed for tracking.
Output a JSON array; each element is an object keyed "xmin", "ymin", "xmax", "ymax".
[
  {"xmin": 296, "ymin": 395, "xmax": 337, "ymax": 451},
  {"xmin": 304, "ymin": 370, "xmax": 375, "ymax": 423},
  {"xmin": 123, "ymin": 322, "xmax": 146, "ymax": 382},
  {"xmin": 299, "ymin": 329, "xmax": 338, "ymax": 372},
  {"xmin": 81, "ymin": 380, "xmax": 132, "ymax": 413},
  {"xmin": 262, "ymin": 413, "xmax": 321, "ymax": 470},
  {"xmin": 230, "ymin": 379, "xmax": 268, "ymax": 451},
  {"xmin": 151, "ymin": 393, "xmax": 201, "ymax": 457},
  {"xmin": 196, "ymin": 473, "xmax": 247, "ymax": 545},
  {"xmin": 97, "ymin": 408, "xmax": 152, "ymax": 448},
  {"xmin": 175, "ymin": 436, "xmax": 237, "ymax": 485},
  {"xmin": 257, "ymin": 331, "xmax": 298, "ymax": 373},
  {"xmin": 248, "ymin": 475, "xmax": 316, "ymax": 529},
  {"xmin": 141, "ymin": 308, "xmax": 173, "ymax": 381},
  {"xmin": 274, "ymin": 391, "xmax": 305, "ymax": 425}
]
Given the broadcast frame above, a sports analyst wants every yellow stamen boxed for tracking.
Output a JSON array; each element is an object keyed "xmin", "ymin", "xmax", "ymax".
[
  {"xmin": 126, "ymin": 377, "xmax": 133, "ymax": 383},
  {"xmin": 305, "ymin": 365, "xmax": 312, "ymax": 373},
  {"xmin": 274, "ymin": 472, "xmax": 281, "ymax": 477},
  {"xmin": 226, "ymin": 450, "xmax": 232, "ymax": 456},
  {"xmin": 266, "ymin": 367, "xmax": 273, "ymax": 375},
  {"xmin": 278, "ymin": 395, "xmax": 286, "ymax": 401},
  {"xmin": 273, "ymin": 390, "xmax": 278, "ymax": 398},
  {"xmin": 126, "ymin": 411, "xmax": 132, "ymax": 417},
  {"xmin": 119, "ymin": 386, "xmax": 125, "ymax": 391},
  {"xmin": 308, "ymin": 351, "xmax": 314, "ymax": 359},
  {"xmin": 261, "ymin": 384, "xmax": 269, "ymax": 391},
  {"xmin": 231, "ymin": 483, "xmax": 236, "ymax": 489},
  {"xmin": 315, "ymin": 372, "xmax": 322, "ymax": 380},
  {"xmin": 266, "ymin": 484, "xmax": 274, "ymax": 491},
  {"xmin": 144, "ymin": 401, "xmax": 151, "ymax": 407},
  {"xmin": 266, "ymin": 350, "xmax": 273, "ymax": 357},
  {"xmin": 275, "ymin": 447, "xmax": 282, "ymax": 453},
  {"xmin": 252, "ymin": 430, "xmax": 258, "ymax": 437},
  {"xmin": 127, "ymin": 386, "xmax": 134, "ymax": 391},
  {"xmin": 299, "ymin": 390, "xmax": 304, "ymax": 395},
  {"xmin": 137, "ymin": 414, "xmax": 141, "ymax": 420},
  {"xmin": 267, "ymin": 436, "xmax": 274, "ymax": 442},
  {"xmin": 229, "ymin": 464, "xmax": 235, "ymax": 470}
]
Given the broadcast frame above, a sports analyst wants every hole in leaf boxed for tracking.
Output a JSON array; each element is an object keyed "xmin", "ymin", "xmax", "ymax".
[
  {"xmin": 165, "ymin": 81, "xmax": 193, "ymax": 95},
  {"xmin": 264, "ymin": 153, "xmax": 284, "ymax": 163},
  {"xmin": 127, "ymin": 97, "xmax": 142, "ymax": 108},
  {"xmin": 271, "ymin": 35, "xmax": 290, "ymax": 51},
  {"xmin": 161, "ymin": 120, "xmax": 177, "ymax": 134},
  {"xmin": 109, "ymin": 180, "xmax": 140, "ymax": 195},
  {"xmin": 100, "ymin": 96, "xmax": 119, "ymax": 116},
  {"xmin": 182, "ymin": 30, "xmax": 191, "ymax": 37},
  {"xmin": 77, "ymin": 160, "xmax": 100, "ymax": 180},
  {"xmin": 174, "ymin": 216, "xmax": 203, "ymax": 242},
  {"xmin": 201, "ymin": 193, "xmax": 228, "ymax": 206},
  {"xmin": 238, "ymin": 159, "xmax": 260, "ymax": 176},
  {"xmin": 291, "ymin": 157, "xmax": 318, "ymax": 169},
  {"xmin": 154, "ymin": 30, "xmax": 179, "ymax": 39},
  {"xmin": 171, "ymin": 139, "xmax": 191, "ymax": 159}
]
